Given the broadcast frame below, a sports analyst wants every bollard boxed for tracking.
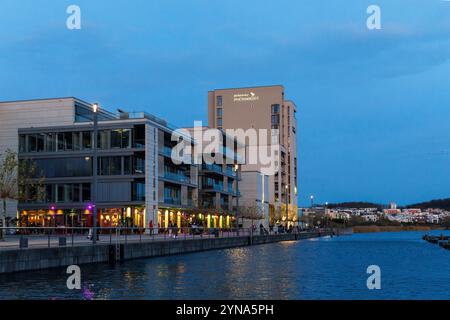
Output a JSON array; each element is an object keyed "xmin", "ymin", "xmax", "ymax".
[
  {"xmin": 59, "ymin": 237, "xmax": 67, "ymax": 247},
  {"xmin": 19, "ymin": 237, "xmax": 28, "ymax": 249}
]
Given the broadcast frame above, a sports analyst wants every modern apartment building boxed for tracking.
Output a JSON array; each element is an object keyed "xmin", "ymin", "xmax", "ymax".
[
  {"xmin": 184, "ymin": 126, "xmax": 242, "ymax": 228},
  {"xmin": 208, "ymin": 85, "xmax": 298, "ymax": 225},
  {"xmin": 0, "ymin": 98, "xmax": 112, "ymax": 221},
  {"xmin": 1, "ymin": 97, "xmax": 240, "ymax": 232}
]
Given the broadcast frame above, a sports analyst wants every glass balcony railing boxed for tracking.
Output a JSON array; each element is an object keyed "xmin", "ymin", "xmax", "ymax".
[
  {"xmin": 164, "ymin": 198, "xmax": 181, "ymax": 205},
  {"xmin": 162, "ymin": 145, "xmax": 173, "ymax": 157},
  {"xmin": 164, "ymin": 171, "xmax": 191, "ymax": 183},
  {"xmin": 201, "ymin": 201, "xmax": 216, "ymax": 209},
  {"xmin": 202, "ymin": 164, "xmax": 223, "ymax": 174},
  {"xmin": 203, "ymin": 183, "xmax": 223, "ymax": 191},
  {"xmin": 225, "ymin": 167, "xmax": 236, "ymax": 177}
]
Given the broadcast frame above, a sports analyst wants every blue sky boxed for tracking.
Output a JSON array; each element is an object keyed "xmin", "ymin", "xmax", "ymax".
[{"xmin": 1, "ymin": 0, "xmax": 450, "ymax": 206}]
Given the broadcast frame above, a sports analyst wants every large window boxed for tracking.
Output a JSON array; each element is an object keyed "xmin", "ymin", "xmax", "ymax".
[
  {"xmin": 132, "ymin": 181, "xmax": 145, "ymax": 201},
  {"xmin": 164, "ymin": 185, "xmax": 181, "ymax": 204},
  {"xmin": 271, "ymin": 104, "xmax": 280, "ymax": 113},
  {"xmin": 111, "ymin": 129, "xmax": 131, "ymax": 149},
  {"xmin": 46, "ymin": 133, "xmax": 56, "ymax": 152},
  {"xmin": 217, "ymin": 96, "xmax": 222, "ymax": 106},
  {"xmin": 19, "ymin": 129, "xmax": 134, "ymax": 153},
  {"xmin": 98, "ymin": 130, "xmax": 110, "ymax": 149},
  {"xmin": 24, "ymin": 183, "xmax": 86, "ymax": 203},
  {"xmin": 98, "ymin": 156, "xmax": 122, "ymax": 175},
  {"xmin": 82, "ymin": 131, "xmax": 92, "ymax": 149},
  {"xmin": 271, "ymin": 114, "xmax": 279, "ymax": 125},
  {"xmin": 33, "ymin": 157, "xmax": 93, "ymax": 178}
]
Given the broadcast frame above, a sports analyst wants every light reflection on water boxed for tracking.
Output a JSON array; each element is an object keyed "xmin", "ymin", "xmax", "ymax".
[{"xmin": 0, "ymin": 230, "xmax": 449, "ymax": 300}]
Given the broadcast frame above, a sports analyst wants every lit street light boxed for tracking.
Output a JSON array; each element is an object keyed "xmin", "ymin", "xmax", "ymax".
[
  {"xmin": 285, "ymin": 185, "xmax": 289, "ymax": 228},
  {"xmin": 91, "ymin": 103, "xmax": 99, "ymax": 244},
  {"xmin": 234, "ymin": 164, "xmax": 239, "ymax": 230}
]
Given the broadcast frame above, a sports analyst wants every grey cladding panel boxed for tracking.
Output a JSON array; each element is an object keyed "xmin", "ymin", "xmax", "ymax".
[{"xmin": 98, "ymin": 182, "xmax": 131, "ymax": 202}]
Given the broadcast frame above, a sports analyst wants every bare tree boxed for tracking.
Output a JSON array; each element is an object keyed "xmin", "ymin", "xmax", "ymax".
[
  {"xmin": 239, "ymin": 203, "xmax": 264, "ymax": 229},
  {"xmin": 0, "ymin": 149, "xmax": 44, "ymax": 239}
]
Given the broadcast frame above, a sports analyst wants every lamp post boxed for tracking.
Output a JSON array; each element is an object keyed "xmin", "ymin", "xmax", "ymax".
[
  {"xmin": 92, "ymin": 103, "xmax": 99, "ymax": 244},
  {"xmin": 234, "ymin": 164, "xmax": 239, "ymax": 230},
  {"xmin": 310, "ymin": 195, "xmax": 314, "ymax": 208},
  {"xmin": 285, "ymin": 185, "xmax": 289, "ymax": 228}
]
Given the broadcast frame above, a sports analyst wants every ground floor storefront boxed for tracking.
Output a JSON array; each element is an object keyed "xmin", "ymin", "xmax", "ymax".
[
  {"xmin": 18, "ymin": 206, "xmax": 146, "ymax": 231},
  {"xmin": 157, "ymin": 208, "xmax": 236, "ymax": 232},
  {"xmin": 17, "ymin": 206, "xmax": 237, "ymax": 234}
]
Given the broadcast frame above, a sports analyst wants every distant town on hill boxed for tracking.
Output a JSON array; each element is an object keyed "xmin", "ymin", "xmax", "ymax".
[{"xmin": 327, "ymin": 198, "xmax": 450, "ymax": 210}]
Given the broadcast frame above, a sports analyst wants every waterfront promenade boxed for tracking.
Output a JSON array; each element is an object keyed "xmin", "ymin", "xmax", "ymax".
[
  {"xmin": 0, "ymin": 228, "xmax": 332, "ymax": 274},
  {"xmin": 0, "ymin": 229, "xmax": 247, "ymax": 251}
]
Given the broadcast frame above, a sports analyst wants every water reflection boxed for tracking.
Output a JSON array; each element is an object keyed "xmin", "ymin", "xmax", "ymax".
[{"xmin": 0, "ymin": 230, "xmax": 449, "ymax": 300}]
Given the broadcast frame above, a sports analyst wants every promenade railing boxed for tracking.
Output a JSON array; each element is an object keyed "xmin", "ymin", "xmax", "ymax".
[{"xmin": 0, "ymin": 226, "xmax": 331, "ymax": 250}]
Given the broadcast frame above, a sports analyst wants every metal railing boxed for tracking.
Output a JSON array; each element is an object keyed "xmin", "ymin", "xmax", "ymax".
[
  {"xmin": 0, "ymin": 226, "xmax": 332, "ymax": 250},
  {"xmin": 0, "ymin": 227, "xmax": 249, "ymax": 250}
]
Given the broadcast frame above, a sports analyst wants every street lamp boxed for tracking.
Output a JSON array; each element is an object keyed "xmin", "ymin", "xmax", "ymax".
[
  {"xmin": 91, "ymin": 103, "xmax": 99, "ymax": 244},
  {"xmin": 234, "ymin": 164, "xmax": 239, "ymax": 230},
  {"xmin": 310, "ymin": 195, "xmax": 314, "ymax": 208},
  {"xmin": 285, "ymin": 185, "xmax": 289, "ymax": 228}
]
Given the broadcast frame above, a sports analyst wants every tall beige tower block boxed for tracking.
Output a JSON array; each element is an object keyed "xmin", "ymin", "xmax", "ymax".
[{"xmin": 208, "ymin": 85, "xmax": 298, "ymax": 222}]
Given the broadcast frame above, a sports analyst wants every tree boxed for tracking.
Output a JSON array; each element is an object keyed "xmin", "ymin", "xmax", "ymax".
[
  {"xmin": 0, "ymin": 149, "xmax": 44, "ymax": 239},
  {"xmin": 239, "ymin": 203, "xmax": 264, "ymax": 228}
]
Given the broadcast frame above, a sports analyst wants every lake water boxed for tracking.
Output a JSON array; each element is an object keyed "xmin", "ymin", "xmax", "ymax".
[{"xmin": 0, "ymin": 230, "xmax": 449, "ymax": 300}]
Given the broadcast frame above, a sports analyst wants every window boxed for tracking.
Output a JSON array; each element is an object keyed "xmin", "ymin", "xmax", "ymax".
[
  {"xmin": 98, "ymin": 130, "xmax": 110, "ymax": 149},
  {"xmin": 132, "ymin": 181, "xmax": 145, "ymax": 201},
  {"xmin": 164, "ymin": 185, "xmax": 180, "ymax": 204},
  {"xmin": 217, "ymin": 96, "xmax": 222, "ymax": 107},
  {"xmin": 133, "ymin": 125, "xmax": 145, "ymax": 148},
  {"xmin": 75, "ymin": 104, "xmax": 93, "ymax": 122},
  {"xmin": 98, "ymin": 156, "xmax": 122, "ymax": 175},
  {"xmin": 46, "ymin": 133, "xmax": 56, "ymax": 152},
  {"xmin": 111, "ymin": 129, "xmax": 131, "ymax": 148},
  {"xmin": 19, "ymin": 135, "xmax": 26, "ymax": 153},
  {"xmin": 82, "ymin": 183, "xmax": 91, "ymax": 202},
  {"xmin": 271, "ymin": 114, "xmax": 279, "ymax": 125},
  {"xmin": 45, "ymin": 184, "xmax": 54, "ymax": 203},
  {"xmin": 217, "ymin": 118, "xmax": 223, "ymax": 126},
  {"xmin": 36, "ymin": 134, "xmax": 45, "ymax": 152},
  {"xmin": 217, "ymin": 108, "xmax": 222, "ymax": 117},
  {"xmin": 73, "ymin": 184, "xmax": 80, "ymax": 202},
  {"xmin": 82, "ymin": 131, "xmax": 92, "ymax": 149},
  {"xmin": 134, "ymin": 154, "xmax": 145, "ymax": 174},
  {"xmin": 73, "ymin": 132, "xmax": 81, "ymax": 150},
  {"xmin": 34, "ymin": 157, "xmax": 92, "ymax": 178},
  {"xmin": 271, "ymin": 104, "xmax": 280, "ymax": 113},
  {"xmin": 57, "ymin": 133, "xmax": 64, "ymax": 151},
  {"xmin": 124, "ymin": 156, "xmax": 131, "ymax": 175},
  {"xmin": 64, "ymin": 132, "xmax": 73, "ymax": 150},
  {"xmin": 28, "ymin": 135, "xmax": 37, "ymax": 152}
]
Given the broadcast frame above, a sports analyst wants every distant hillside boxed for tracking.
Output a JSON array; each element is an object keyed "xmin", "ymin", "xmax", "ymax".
[
  {"xmin": 407, "ymin": 198, "xmax": 450, "ymax": 210},
  {"xmin": 327, "ymin": 202, "xmax": 384, "ymax": 209}
]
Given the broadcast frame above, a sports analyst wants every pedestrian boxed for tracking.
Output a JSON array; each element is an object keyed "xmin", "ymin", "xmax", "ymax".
[
  {"xmin": 149, "ymin": 220, "xmax": 154, "ymax": 235},
  {"xmin": 173, "ymin": 223, "xmax": 178, "ymax": 238}
]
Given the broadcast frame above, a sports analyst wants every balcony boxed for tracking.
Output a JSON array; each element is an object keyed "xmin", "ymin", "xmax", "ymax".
[
  {"xmin": 164, "ymin": 171, "xmax": 191, "ymax": 184},
  {"xmin": 161, "ymin": 145, "xmax": 173, "ymax": 157},
  {"xmin": 202, "ymin": 183, "xmax": 224, "ymax": 192},
  {"xmin": 164, "ymin": 198, "xmax": 181, "ymax": 205},
  {"xmin": 202, "ymin": 164, "xmax": 223, "ymax": 175},
  {"xmin": 225, "ymin": 166, "xmax": 237, "ymax": 177}
]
